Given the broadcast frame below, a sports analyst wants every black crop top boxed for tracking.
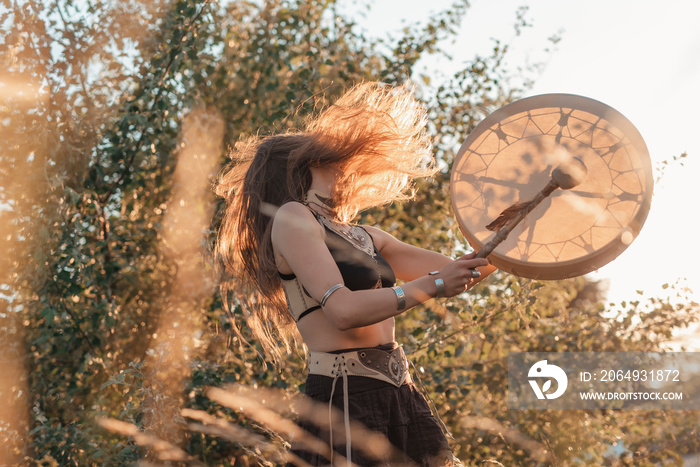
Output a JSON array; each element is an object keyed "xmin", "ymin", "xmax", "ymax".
[{"xmin": 279, "ymin": 216, "xmax": 396, "ymax": 322}]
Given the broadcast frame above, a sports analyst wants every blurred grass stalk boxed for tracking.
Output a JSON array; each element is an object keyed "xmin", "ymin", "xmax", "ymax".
[
  {"xmin": 0, "ymin": 73, "xmax": 49, "ymax": 465},
  {"xmin": 0, "ymin": 230, "xmax": 31, "ymax": 465},
  {"xmin": 199, "ymin": 385, "xmax": 418, "ymax": 466},
  {"xmin": 140, "ymin": 107, "xmax": 223, "ymax": 451}
]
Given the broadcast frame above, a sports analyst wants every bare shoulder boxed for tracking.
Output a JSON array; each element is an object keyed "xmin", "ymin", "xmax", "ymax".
[
  {"xmin": 271, "ymin": 202, "xmax": 327, "ymax": 274},
  {"xmin": 272, "ymin": 201, "xmax": 323, "ymax": 239}
]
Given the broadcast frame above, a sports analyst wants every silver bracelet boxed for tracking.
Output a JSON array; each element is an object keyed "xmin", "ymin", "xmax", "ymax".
[
  {"xmin": 429, "ymin": 270, "xmax": 445, "ymax": 298},
  {"xmin": 391, "ymin": 286, "xmax": 406, "ymax": 311},
  {"xmin": 320, "ymin": 284, "xmax": 345, "ymax": 307},
  {"xmin": 434, "ymin": 278, "xmax": 445, "ymax": 298}
]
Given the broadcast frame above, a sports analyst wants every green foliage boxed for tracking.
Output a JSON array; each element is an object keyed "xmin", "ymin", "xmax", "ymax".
[{"xmin": 1, "ymin": 0, "xmax": 698, "ymax": 465}]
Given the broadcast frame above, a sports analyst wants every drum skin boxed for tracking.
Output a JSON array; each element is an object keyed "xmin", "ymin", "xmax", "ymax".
[{"xmin": 450, "ymin": 94, "xmax": 653, "ymax": 279}]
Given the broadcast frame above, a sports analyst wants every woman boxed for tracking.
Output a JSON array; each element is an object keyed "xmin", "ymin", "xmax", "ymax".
[{"xmin": 216, "ymin": 82, "xmax": 495, "ymax": 466}]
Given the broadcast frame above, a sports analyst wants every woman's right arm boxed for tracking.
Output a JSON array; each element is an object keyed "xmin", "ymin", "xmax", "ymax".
[{"xmin": 271, "ymin": 202, "xmax": 486, "ymax": 330}]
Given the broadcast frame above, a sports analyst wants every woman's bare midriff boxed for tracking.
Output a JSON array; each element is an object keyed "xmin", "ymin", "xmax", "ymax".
[{"xmin": 296, "ymin": 311, "xmax": 395, "ymax": 352}]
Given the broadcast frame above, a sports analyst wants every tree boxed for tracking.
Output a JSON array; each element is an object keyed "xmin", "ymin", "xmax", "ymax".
[{"xmin": 1, "ymin": 0, "xmax": 697, "ymax": 465}]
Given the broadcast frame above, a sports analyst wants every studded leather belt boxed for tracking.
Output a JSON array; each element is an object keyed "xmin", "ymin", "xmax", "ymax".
[{"xmin": 307, "ymin": 345, "xmax": 411, "ymax": 387}]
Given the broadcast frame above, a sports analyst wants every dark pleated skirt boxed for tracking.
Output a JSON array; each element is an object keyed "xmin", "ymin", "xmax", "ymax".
[{"xmin": 286, "ymin": 344, "xmax": 453, "ymax": 467}]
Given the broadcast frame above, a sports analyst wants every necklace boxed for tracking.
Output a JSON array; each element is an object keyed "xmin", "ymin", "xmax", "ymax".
[
  {"xmin": 303, "ymin": 190, "xmax": 383, "ymax": 288},
  {"xmin": 318, "ymin": 215, "xmax": 375, "ymax": 257},
  {"xmin": 304, "ymin": 190, "xmax": 335, "ymax": 217}
]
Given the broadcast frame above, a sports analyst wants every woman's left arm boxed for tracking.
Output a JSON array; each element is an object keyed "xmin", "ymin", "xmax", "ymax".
[{"xmin": 364, "ymin": 225, "xmax": 497, "ymax": 287}]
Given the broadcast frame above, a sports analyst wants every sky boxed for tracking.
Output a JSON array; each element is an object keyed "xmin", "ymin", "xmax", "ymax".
[{"xmin": 354, "ymin": 0, "xmax": 700, "ymax": 347}]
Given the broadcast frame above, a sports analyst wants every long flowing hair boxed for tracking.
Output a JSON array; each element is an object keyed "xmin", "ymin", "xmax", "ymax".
[{"xmin": 215, "ymin": 82, "xmax": 436, "ymax": 358}]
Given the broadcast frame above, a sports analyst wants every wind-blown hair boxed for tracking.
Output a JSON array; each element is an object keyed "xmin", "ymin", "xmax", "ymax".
[{"xmin": 215, "ymin": 82, "xmax": 435, "ymax": 358}]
